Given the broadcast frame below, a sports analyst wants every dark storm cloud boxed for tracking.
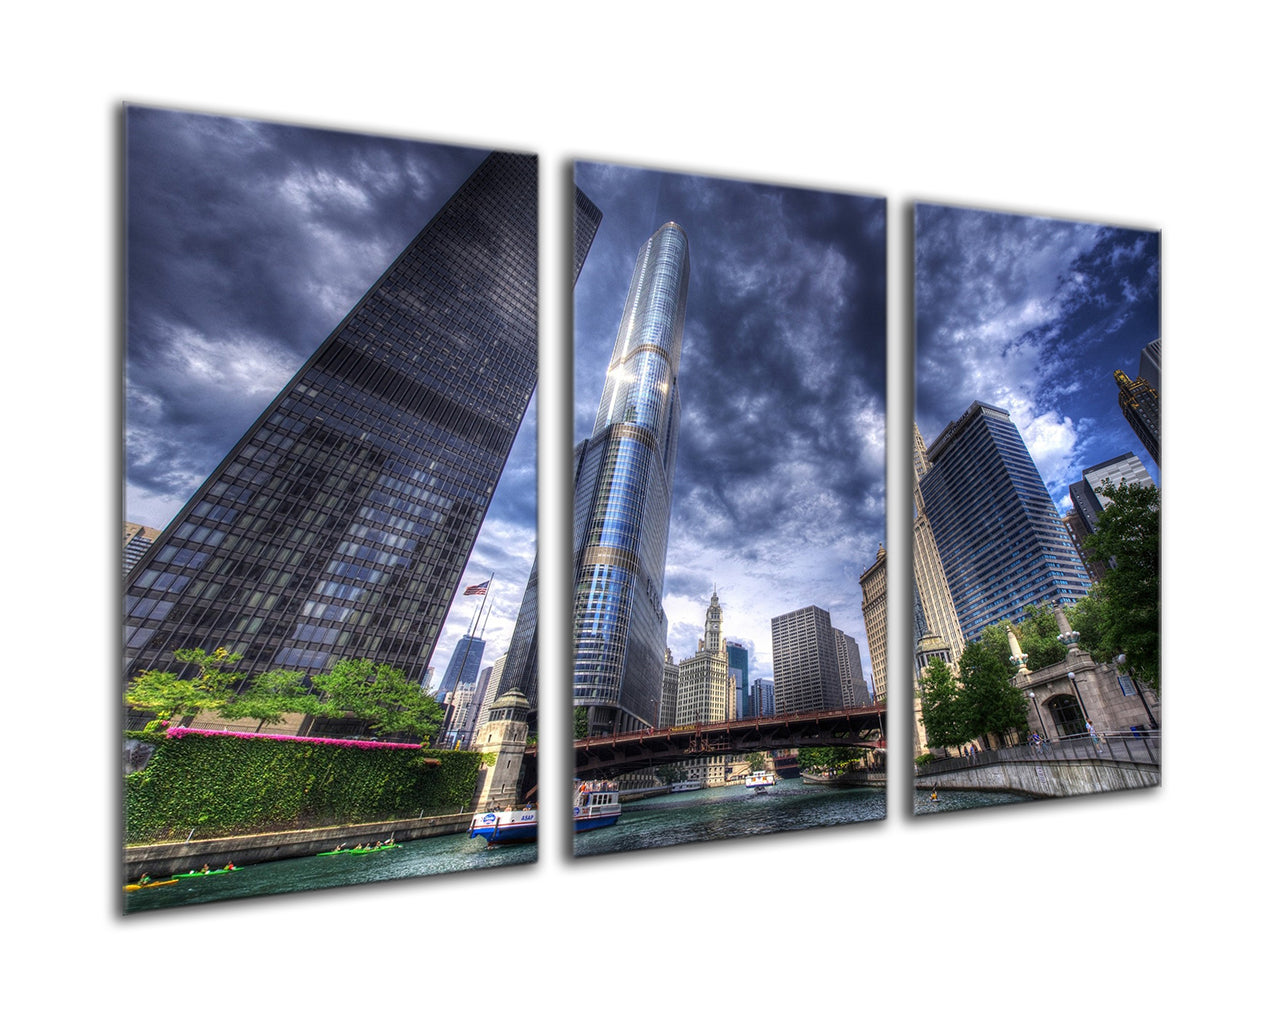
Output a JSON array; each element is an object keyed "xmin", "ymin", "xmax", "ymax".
[
  {"xmin": 124, "ymin": 107, "xmax": 534, "ymax": 682},
  {"xmin": 125, "ymin": 106, "xmax": 486, "ymax": 523},
  {"xmin": 575, "ymin": 163, "xmax": 886, "ymax": 684},
  {"xmin": 914, "ymin": 203, "xmax": 1160, "ymax": 508}
]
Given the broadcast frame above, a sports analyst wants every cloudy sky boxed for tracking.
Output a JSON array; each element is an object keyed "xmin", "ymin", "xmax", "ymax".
[
  {"xmin": 574, "ymin": 162, "xmax": 886, "ymax": 691},
  {"xmin": 914, "ymin": 204, "xmax": 1161, "ymax": 509},
  {"xmin": 124, "ymin": 106, "xmax": 536, "ymax": 685}
]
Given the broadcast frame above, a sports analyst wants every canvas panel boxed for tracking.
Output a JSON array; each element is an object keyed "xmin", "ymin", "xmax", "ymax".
[
  {"xmin": 122, "ymin": 107, "xmax": 540, "ymax": 910},
  {"xmin": 570, "ymin": 161, "xmax": 888, "ymax": 855},
  {"xmin": 911, "ymin": 203, "xmax": 1161, "ymax": 814}
]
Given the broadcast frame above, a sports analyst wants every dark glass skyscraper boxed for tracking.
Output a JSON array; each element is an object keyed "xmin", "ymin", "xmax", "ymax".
[
  {"xmin": 918, "ymin": 401, "xmax": 1091, "ymax": 643},
  {"xmin": 1115, "ymin": 368, "xmax": 1161, "ymax": 468},
  {"xmin": 572, "ymin": 222, "xmax": 689, "ymax": 735},
  {"xmin": 124, "ymin": 151, "xmax": 538, "ymax": 694},
  {"xmin": 495, "ymin": 189, "xmax": 602, "ymax": 719},
  {"xmin": 726, "ymin": 640, "xmax": 749, "ymax": 719}
]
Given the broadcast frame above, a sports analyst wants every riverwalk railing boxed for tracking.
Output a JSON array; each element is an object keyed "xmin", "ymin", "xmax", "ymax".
[{"xmin": 915, "ymin": 732, "xmax": 1160, "ymax": 778}]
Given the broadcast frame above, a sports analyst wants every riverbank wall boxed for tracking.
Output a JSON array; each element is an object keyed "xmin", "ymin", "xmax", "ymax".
[
  {"xmin": 916, "ymin": 758, "xmax": 1159, "ymax": 798},
  {"xmin": 124, "ymin": 813, "xmax": 471, "ymax": 881}
]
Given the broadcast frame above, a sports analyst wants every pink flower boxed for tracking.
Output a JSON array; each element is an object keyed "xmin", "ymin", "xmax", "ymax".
[{"xmin": 164, "ymin": 727, "xmax": 419, "ymax": 751}]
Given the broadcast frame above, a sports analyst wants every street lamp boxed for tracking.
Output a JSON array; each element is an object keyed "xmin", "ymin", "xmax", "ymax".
[
  {"xmin": 1118, "ymin": 653, "xmax": 1158, "ymax": 731},
  {"xmin": 1066, "ymin": 671, "xmax": 1089, "ymax": 734},
  {"xmin": 1028, "ymin": 689, "xmax": 1049, "ymax": 741}
]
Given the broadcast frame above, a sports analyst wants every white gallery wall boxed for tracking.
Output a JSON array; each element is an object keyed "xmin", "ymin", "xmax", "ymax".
[{"xmin": 6, "ymin": 3, "xmax": 1270, "ymax": 1017}]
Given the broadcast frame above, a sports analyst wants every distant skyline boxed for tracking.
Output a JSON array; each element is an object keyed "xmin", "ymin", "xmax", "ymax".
[
  {"xmin": 574, "ymin": 162, "xmax": 886, "ymax": 691},
  {"xmin": 915, "ymin": 204, "xmax": 1161, "ymax": 510},
  {"xmin": 124, "ymin": 107, "xmax": 535, "ymax": 685}
]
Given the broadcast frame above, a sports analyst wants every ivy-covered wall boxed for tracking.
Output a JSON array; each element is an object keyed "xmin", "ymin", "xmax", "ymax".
[{"xmin": 125, "ymin": 731, "xmax": 480, "ymax": 844}]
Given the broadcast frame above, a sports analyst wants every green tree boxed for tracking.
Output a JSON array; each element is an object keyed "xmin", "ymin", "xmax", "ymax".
[
  {"xmin": 1014, "ymin": 602, "xmax": 1069, "ymax": 671},
  {"xmin": 220, "ymin": 668, "xmax": 312, "ymax": 731},
  {"xmin": 656, "ymin": 763, "xmax": 688, "ymax": 784},
  {"xmin": 918, "ymin": 657, "xmax": 966, "ymax": 749},
  {"xmin": 1081, "ymin": 481, "xmax": 1160, "ymax": 692},
  {"xmin": 573, "ymin": 706, "xmax": 589, "ymax": 740},
  {"xmin": 746, "ymin": 751, "xmax": 767, "ymax": 772},
  {"xmin": 125, "ymin": 647, "xmax": 244, "ymax": 735},
  {"xmin": 309, "ymin": 658, "xmax": 443, "ymax": 742},
  {"xmin": 956, "ymin": 639, "xmax": 1029, "ymax": 748}
]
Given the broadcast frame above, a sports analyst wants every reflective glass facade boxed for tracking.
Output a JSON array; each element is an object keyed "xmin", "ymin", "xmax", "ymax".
[
  {"xmin": 918, "ymin": 401, "xmax": 1091, "ymax": 643},
  {"xmin": 495, "ymin": 190, "xmax": 602, "ymax": 718},
  {"xmin": 124, "ymin": 152, "xmax": 538, "ymax": 694},
  {"xmin": 572, "ymin": 223, "xmax": 689, "ymax": 734}
]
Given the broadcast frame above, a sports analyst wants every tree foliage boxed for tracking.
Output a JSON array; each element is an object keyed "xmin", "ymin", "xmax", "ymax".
[
  {"xmin": 918, "ymin": 657, "xmax": 966, "ymax": 749},
  {"xmin": 919, "ymin": 642, "xmax": 1029, "ymax": 751},
  {"xmin": 956, "ymin": 639, "xmax": 1031, "ymax": 746},
  {"xmin": 125, "ymin": 647, "xmax": 245, "ymax": 735},
  {"xmin": 573, "ymin": 707, "xmax": 589, "ymax": 740},
  {"xmin": 797, "ymin": 746, "xmax": 865, "ymax": 772},
  {"xmin": 1079, "ymin": 481, "xmax": 1160, "ymax": 692},
  {"xmin": 220, "ymin": 668, "xmax": 311, "ymax": 731},
  {"xmin": 308, "ymin": 658, "xmax": 444, "ymax": 742}
]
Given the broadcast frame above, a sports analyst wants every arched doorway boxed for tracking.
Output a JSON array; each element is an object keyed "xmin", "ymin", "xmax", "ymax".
[{"xmin": 1045, "ymin": 694, "xmax": 1086, "ymax": 737}]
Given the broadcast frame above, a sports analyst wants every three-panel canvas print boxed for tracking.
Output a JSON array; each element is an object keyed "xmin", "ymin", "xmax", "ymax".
[{"xmin": 122, "ymin": 106, "xmax": 1159, "ymax": 913}]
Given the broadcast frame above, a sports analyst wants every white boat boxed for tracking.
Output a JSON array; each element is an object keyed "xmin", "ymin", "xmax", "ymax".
[
  {"xmin": 574, "ymin": 780, "xmax": 622, "ymax": 832},
  {"xmin": 670, "ymin": 780, "xmax": 703, "ymax": 793},
  {"xmin": 744, "ymin": 770, "xmax": 778, "ymax": 791},
  {"xmin": 468, "ymin": 806, "xmax": 537, "ymax": 845}
]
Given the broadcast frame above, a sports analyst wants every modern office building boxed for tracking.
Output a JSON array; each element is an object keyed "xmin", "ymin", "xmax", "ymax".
[
  {"xmin": 770, "ymin": 605, "xmax": 844, "ymax": 714},
  {"xmin": 436, "ymin": 633, "xmax": 486, "ymax": 746},
  {"xmin": 659, "ymin": 648, "xmax": 679, "ymax": 729},
  {"xmin": 751, "ymin": 678, "xmax": 775, "ymax": 718},
  {"xmin": 1138, "ymin": 338, "xmax": 1161, "ymax": 393},
  {"xmin": 1069, "ymin": 451, "xmax": 1156, "ymax": 534},
  {"xmin": 726, "ymin": 640, "xmax": 750, "ymax": 719},
  {"xmin": 496, "ymin": 188, "xmax": 602, "ymax": 719},
  {"xmin": 675, "ymin": 592, "xmax": 731, "ymax": 726},
  {"xmin": 571, "ymin": 222, "xmax": 690, "ymax": 735},
  {"xmin": 123, "ymin": 522, "xmax": 161, "ymax": 577},
  {"xmin": 124, "ymin": 152, "xmax": 539, "ymax": 697},
  {"xmin": 495, "ymin": 553, "xmax": 539, "ymax": 709},
  {"xmin": 918, "ymin": 401, "xmax": 1091, "ymax": 643},
  {"xmin": 1114, "ymin": 369, "xmax": 1160, "ymax": 468},
  {"xmin": 832, "ymin": 627, "xmax": 870, "ymax": 708},
  {"xmin": 858, "ymin": 545, "xmax": 888, "ymax": 703}
]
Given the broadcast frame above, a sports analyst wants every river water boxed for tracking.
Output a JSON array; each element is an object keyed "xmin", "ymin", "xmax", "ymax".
[
  {"xmin": 123, "ymin": 831, "xmax": 536, "ymax": 914},
  {"xmin": 912, "ymin": 788, "xmax": 1036, "ymax": 815},
  {"xmin": 574, "ymin": 777, "xmax": 886, "ymax": 857}
]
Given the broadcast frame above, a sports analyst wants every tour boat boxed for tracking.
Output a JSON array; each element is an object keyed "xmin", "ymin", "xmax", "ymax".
[
  {"xmin": 670, "ymin": 779, "xmax": 703, "ymax": 793},
  {"xmin": 468, "ymin": 806, "xmax": 538, "ymax": 845},
  {"xmin": 744, "ymin": 770, "xmax": 778, "ymax": 791},
  {"xmin": 574, "ymin": 780, "xmax": 622, "ymax": 832}
]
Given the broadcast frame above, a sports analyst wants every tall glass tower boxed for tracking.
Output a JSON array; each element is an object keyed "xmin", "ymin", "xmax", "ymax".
[
  {"xmin": 918, "ymin": 401, "xmax": 1091, "ymax": 643},
  {"xmin": 124, "ymin": 151, "xmax": 538, "ymax": 701},
  {"xmin": 572, "ymin": 222, "xmax": 689, "ymax": 735}
]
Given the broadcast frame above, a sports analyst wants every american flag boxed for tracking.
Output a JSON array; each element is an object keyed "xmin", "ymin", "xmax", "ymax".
[{"xmin": 464, "ymin": 581, "xmax": 489, "ymax": 596}]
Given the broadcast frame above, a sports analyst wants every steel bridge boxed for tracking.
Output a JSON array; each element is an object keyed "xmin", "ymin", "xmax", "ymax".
[{"xmin": 569, "ymin": 704, "xmax": 886, "ymax": 778}]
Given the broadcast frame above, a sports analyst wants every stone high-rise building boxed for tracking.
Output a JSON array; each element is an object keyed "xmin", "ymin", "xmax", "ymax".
[
  {"xmin": 571, "ymin": 222, "xmax": 690, "ymax": 735},
  {"xmin": 858, "ymin": 545, "xmax": 888, "ymax": 704},
  {"xmin": 123, "ymin": 522, "xmax": 161, "ymax": 577},
  {"xmin": 770, "ymin": 605, "xmax": 844, "ymax": 714},
  {"xmin": 675, "ymin": 592, "xmax": 732, "ymax": 725},
  {"xmin": 832, "ymin": 627, "xmax": 870, "ymax": 708}
]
